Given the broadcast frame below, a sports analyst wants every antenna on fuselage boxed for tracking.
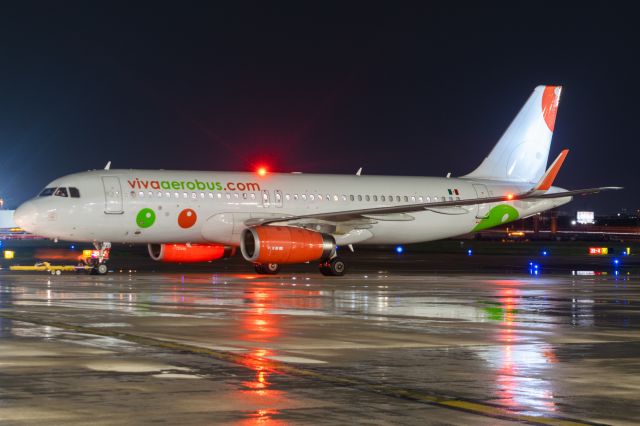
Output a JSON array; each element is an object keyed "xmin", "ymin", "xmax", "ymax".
[
  {"xmin": 356, "ymin": 167, "xmax": 362, "ymax": 176},
  {"xmin": 104, "ymin": 161, "xmax": 111, "ymax": 170}
]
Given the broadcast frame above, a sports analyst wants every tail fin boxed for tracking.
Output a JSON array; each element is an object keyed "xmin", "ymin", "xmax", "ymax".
[{"xmin": 465, "ymin": 85, "xmax": 562, "ymax": 183}]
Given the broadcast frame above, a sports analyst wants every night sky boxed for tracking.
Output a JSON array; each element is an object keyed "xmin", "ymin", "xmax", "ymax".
[{"xmin": 0, "ymin": 3, "xmax": 636, "ymax": 212}]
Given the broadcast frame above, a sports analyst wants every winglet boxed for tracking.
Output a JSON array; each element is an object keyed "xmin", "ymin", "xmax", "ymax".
[{"xmin": 534, "ymin": 149, "xmax": 568, "ymax": 191}]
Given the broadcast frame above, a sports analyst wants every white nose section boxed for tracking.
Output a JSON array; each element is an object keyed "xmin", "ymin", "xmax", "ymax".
[{"xmin": 13, "ymin": 201, "xmax": 38, "ymax": 233}]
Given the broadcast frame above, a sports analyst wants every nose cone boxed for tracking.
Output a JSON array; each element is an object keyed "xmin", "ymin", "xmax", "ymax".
[{"xmin": 14, "ymin": 201, "xmax": 38, "ymax": 233}]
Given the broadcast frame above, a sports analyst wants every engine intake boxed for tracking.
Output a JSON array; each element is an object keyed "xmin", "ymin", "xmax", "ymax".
[
  {"xmin": 148, "ymin": 243, "xmax": 235, "ymax": 263},
  {"xmin": 241, "ymin": 226, "xmax": 335, "ymax": 264}
]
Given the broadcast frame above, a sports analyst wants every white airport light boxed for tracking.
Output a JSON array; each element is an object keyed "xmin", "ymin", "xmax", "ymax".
[{"xmin": 576, "ymin": 211, "xmax": 595, "ymax": 225}]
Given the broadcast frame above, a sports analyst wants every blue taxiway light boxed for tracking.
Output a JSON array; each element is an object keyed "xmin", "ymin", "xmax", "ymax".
[
  {"xmin": 70, "ymin": 245, "xmax": 76, "ymax": 250},
  {"xmin": 467, "ymin": 249, "xmax": 473, "ymax": 256},
  {"xmin": 395, "ymin": 246, "xmax": 404, "ymax": 254},
  {"xmin": 542, "ymin": 250, "xmax": 548, "ymax": 256},
  {"xmin": 613, "ymin": 258, "xmax": 620, "ymax": 266}
]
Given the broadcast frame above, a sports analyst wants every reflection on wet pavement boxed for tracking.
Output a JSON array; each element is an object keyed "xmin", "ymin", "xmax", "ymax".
[{"xmin": 0, "ymin": 271, "xmax": 639, "ymax": 424}]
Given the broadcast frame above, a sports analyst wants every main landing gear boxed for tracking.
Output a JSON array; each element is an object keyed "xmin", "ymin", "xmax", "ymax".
[
  {"xmin": 253, "ymin": 257, "xmax": 347, "ymax": 276},
  {"xmin": 319, "ymin": 257, "xmax": 346, "ymax": 276},
  {"xmin": 89, "ymin": 242, "xmax": 111, "ymax": 275},
  {"xmin": 254, "ymin": 263, "xmax": 281, "ymax": 275}
]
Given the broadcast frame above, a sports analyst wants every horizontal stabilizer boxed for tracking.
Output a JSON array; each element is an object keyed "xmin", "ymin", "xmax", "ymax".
[{"xmin": 534, "ymin": 149, "xmax": 569, "ymax": 192}]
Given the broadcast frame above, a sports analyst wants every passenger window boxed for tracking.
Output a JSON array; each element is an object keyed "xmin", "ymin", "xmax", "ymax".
[
  {"xmin": 434, "ymin": 196, "xmax": 439, "ymax": 202},
  {"xmin": 357, "ymin": 195, "xmax": 362, "ymax": 201},
  {"xmin": 130, "ymin": 191, "xmax": 136, "ymax": 198},
  {"xmin": 418, "ymin": 196, "xmax": 423, "ymax": 202},
  {"xmin": 373, "ymin": 195, "xmax": 378, "ymax": 201},
  {"xmin": 139, "ymin": 191, "xmax": 144, "ymax": 197},
  {"xmin": 389, "ymin": 195, "xmax": 393, "ymax": 201},
  {"xmin": 411, "ymin": 196, "xmax": 416, "ymax": 202},
  {"xmin": 404, "ymin": 196, "xmax": 408, "ymax": 202},
  {"xmin": 234, "ymin": 193, "xmax": 239, "ymax": 199},
  {"xmin": 200, "ymin": 193, "xmax": 205, "ymax": 198},
  {"xmin": 426, "ymin": 196, "xmax": 431, "ymax": 202},
  {"xmin": 251, "ymin": 193, "xmax": 256, "ymax": 200},
  {"xmin": 166, "ymin": 192, "xmax": 171, "ymax": 198},
  {"xmin": 226, "ymin": 193, "xmax": 231, "ymax": 200},
  {"xmin": 69, "ymin": 187, "xmax": 80, "ymax": 198},
  {"xmin": 157, "ymin": 192, "xmax": 162, "ymax": 198},
  {"xmin": 341, "ymin": 195, "xmax": 347, "ymax": 201},
  {"xmin": 310, "ymin": 194, "xmax": 315, "ymax": 201},
  {"xmin": 208, "ymin": 193, "xmax": 214, "ymax": 199},
  {"xmin": 293, "ymin": 194, "xmax": 298, "ymax": 200},
  {"xmin": 350, "ymin": 195, "xmax": 355, "ymax": 201},
  {"xmin": 148, "ymin": 191, "xmax": 153, "ymax": 197},
  {"xmin": 285, "ymin": 194, "xmax": 291, "ymax": 201},
  {"xmin": 243, "ymin": 193, "xmax": 247, "ymax": 199},
  {"xmin": 275, "ymin": 193, "xmax": 281, "ymax": 201},
  {"xmin": 217, "ymin": 193, "xmax": 222, "ymax": 199},
  {"xmin": 381, "ymin": 195, "xmax": 386, "ymax": 202},
  {"xmin": 365, "ymin": 195, "xmax": 370, "ymax": 201},
  {"xmin": 39, "ymin": 187, "xmax": 56, "ymax": 197},
  {"xmin": 396, "ymin": 196, "xmax": 401, "ymax": 202},
  {"xmin": 302, "ymin": 194, "xmax": 307, "ymax": 201},
  {"xmin": 449, "ymin": 196, "xmax": 453, "ymax": 201},
  {"xmin": 333, "ymin": 194, "xmax": 338, "ymax": 201},
  {"xmin": 54, "ymin": 187, "xmax": 68, "ymax": 197}
]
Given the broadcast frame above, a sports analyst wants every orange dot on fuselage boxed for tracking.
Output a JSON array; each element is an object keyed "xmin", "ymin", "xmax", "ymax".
[{"xmin": 178, "ymin": 208, "xmax": 197, "ymax": 228}]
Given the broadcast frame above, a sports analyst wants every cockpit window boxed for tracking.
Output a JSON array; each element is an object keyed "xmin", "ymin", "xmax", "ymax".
[
  {"xmin": 54, "ymin": 187, "xmax": 68, "ymax": 197},
  {"xmin": 39, "ymin": 187, "xmax": 56, "ymax": 197},
  {"xmin": 69, "ymin": 187, "xmax": 80, "ymax": 198}
]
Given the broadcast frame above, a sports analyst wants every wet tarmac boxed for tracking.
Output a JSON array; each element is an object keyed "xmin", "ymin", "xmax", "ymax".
[{"xmin": 1, "ymin": 267, "xmax": 639, "ymax": 425}]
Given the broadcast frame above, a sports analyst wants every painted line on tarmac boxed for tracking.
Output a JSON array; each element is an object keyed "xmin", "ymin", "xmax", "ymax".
[{"xmin": 0, "ymin": 312, "xmax": 606, "ymax": 426}]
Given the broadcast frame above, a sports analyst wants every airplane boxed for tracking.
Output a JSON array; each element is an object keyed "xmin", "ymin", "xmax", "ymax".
[{"xmin": 13, "ymin": 85, "xmax": 620, "ymax": 276}]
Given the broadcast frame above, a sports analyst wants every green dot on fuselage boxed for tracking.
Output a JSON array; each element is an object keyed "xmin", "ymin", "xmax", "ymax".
[{"xmin": 136, "ymin": 208, "xmax": 156, "ymax": 228}]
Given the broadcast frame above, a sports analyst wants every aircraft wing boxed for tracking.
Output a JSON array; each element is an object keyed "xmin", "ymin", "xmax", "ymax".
[{"xmin": 244, "ymin": 186, "xmax": 622, "ymax": 226}]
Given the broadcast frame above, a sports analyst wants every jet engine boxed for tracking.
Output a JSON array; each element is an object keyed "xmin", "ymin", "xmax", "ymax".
[
  {"xmin": 148, "ymin": 243, "xmax": 235, "ymax": 263},
  {"xmin": 241, "ymin": 226, "xmax": 335, "ymax": 264}
]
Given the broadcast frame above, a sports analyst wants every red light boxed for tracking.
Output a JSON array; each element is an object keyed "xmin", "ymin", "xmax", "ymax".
[
  {"xmin": 506, "ymin": 193, "xmax": 514, "ymax": 200},
  {"xmin": 257, "ymin": 167, "xmax": 267, "ymax": 177}
]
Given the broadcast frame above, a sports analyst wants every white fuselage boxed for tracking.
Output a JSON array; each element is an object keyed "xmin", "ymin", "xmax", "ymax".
[{"xmin": 14, "ymin": 169, "xmax": 571, "ymax": 246}]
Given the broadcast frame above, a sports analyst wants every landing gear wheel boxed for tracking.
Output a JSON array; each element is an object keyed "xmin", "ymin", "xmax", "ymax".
[
  {"xmin": 96, "ymin": 263, "xmax": 109, "ymax": 275},
  {"xmin": 319, "ymin": 257, "xmax": 346, "ymax": 276},
  {"xmin": 254, "ymin": 263, "xmax": 280, "ymax": 275}
]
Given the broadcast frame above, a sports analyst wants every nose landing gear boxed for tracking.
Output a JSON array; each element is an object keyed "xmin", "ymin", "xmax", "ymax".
[{"xmin": 89, "ymin": 242, "xmax": 111, "ymax": 275}]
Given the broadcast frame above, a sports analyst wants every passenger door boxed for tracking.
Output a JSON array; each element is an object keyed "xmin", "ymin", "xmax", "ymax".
[
  {"xmin": 472, "ymin": 184, "xmax": 490, "ymax": 219},
  {"xmin": 102, "ymin": 176, "xmax": 124, "ymax": 214}
]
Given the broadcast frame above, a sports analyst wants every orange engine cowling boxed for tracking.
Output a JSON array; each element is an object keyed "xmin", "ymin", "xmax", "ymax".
[
  {"xmin": 241, "ymin": 226, "xmax": 335, "ymax": 264},
  {"xmin": 148, "ymin": 244, "xmax": 235, "ymax": 263}
]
